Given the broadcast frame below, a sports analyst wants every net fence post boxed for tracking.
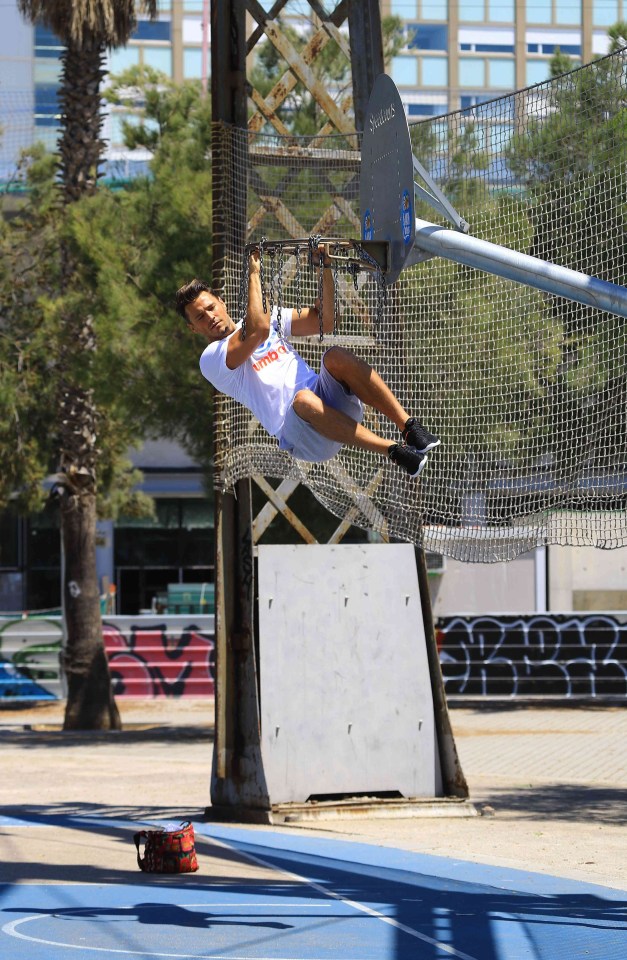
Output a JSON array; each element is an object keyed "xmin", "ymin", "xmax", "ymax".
[
  {"xmin": 416, "ymin": 546, "xmax": 469, "ymax": 798},
  {"xmin": 210, "ymin": 0, "xmax": 270, "ymax": 813}
]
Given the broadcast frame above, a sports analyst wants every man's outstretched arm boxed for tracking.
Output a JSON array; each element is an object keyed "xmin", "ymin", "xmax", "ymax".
[{"xmin": 225, "ymin": 252, "xmax": 270, "ymax": 369}]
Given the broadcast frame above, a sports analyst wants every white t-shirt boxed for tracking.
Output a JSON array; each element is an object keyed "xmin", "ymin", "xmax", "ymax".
[{"xmin": 199, "ymin": 307, "xmax": 317, "ymax": 438}]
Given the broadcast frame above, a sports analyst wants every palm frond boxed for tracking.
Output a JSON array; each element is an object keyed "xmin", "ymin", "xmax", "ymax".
[{"xmin": 18, "ymin": 0, "xmax": 158, "ymax": 48}]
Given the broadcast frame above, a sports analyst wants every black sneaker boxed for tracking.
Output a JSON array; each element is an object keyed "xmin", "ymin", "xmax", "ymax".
[
  {"xmin": 388, "ymin": 443, "xmax": 428, "ymax": 478},
  {"xmin": 402, "ymin": 417, "xmax": 440, "ymax": 453}
]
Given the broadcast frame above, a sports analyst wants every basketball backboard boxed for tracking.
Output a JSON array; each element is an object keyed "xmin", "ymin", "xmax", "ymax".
[{"xmin": 360, "ymin": 73, "xmax": 416, "ymax": 284}]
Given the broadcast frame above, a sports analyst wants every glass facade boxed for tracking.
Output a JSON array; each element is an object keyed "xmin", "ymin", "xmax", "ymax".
[
  {"xmin": 526, "ymin": 58, "xmax": 552, "ymax": 84},
  {"xmin": 33, "ymin": 24, "xmax": 63, "ymax": 142},
  {"xmin": 488, "ymin": 0, "xmax": 514, "ymax": 19},
  {"xmin": 422, "ymin": 56, "xmax": 448, "ymax": 85},
  {"xmin": 488, "ymin": 58, "xmax": 515, "ymax": 88},
  {"xmin": 422, "ymin": 0, "xmax": 448, "ymax": 15},
  {"xmin": 408, "ymin": 24, "xmax": 448, "ymax": 49},
  {"xmin": 459, "ymin": 0, "xmax": 485, "ymax": 21},
  {"xmin": 460, "ymin": 56, "xmax": 487, "ymax": 86},
  {"xmin": 386, "ymin": 0, "xmax": 600, "ymax": 119},
  {"xmin": 184, "ymin": 47, "xmax": 203, "ymax": 78},
  {"xmin": 115, "ymin": 498, "xmax": 213, "ymax": 613},
  {"xmin": 0, "ymin": 497, "xmax": 214, "ymax": 616},
  {"xmin": 593, "ymin": 0, "xmax": 619, "ymax": 25},
  {"xmin": 392, "ymin": 55, "xmax": 418, "ymax": 86}
]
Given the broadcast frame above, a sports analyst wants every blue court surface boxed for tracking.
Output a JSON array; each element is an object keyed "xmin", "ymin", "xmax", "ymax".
[{"xmin": 1, "ymin": 820, "xmax": 626, "ymax": 960}]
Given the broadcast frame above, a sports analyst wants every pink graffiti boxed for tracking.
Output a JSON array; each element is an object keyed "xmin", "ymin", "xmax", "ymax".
[{"xmin": 102, "ymin": 622, "xmax": 215, "ymax": 698}]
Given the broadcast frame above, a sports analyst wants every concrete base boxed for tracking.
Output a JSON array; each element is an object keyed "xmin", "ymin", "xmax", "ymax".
[{"xmin": 207, "ymin": 796, "xmax": 477, "ymax": 825}]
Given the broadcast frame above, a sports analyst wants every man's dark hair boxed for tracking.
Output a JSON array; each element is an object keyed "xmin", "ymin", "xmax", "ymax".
[{"xmin": 175, "ymin": 278, "xmax": 219, "ymax": 321}]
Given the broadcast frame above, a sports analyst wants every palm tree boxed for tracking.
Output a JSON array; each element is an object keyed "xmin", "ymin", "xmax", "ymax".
[{"xmin": 18, "ymin": 1, "xmax": 157, "ymax": 729}]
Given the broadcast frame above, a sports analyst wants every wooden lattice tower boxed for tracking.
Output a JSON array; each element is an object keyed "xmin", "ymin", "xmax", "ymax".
[
  {"xmin": 209, "ymin": 1, "xmax": 464, "ymax": 814},
  {"xmin": 209, "ymin": 0, "xmax": 386, "ymax": 812},
  {"xmin": 213, "ymin": 0, "xmax": 384, "ymax": 547}
]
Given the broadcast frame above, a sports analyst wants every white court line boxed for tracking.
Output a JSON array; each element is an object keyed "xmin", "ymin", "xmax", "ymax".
[
  {"xmin": 1, "ymin": 840, "xmax": 482, "ymax": 960},
  {"xmin": 1, "ymin": 917, "xmax": 341, "ymax": 960},
  {"xmin": 208, "ymin": 835, "xmax": 482, "ymax": 960}
]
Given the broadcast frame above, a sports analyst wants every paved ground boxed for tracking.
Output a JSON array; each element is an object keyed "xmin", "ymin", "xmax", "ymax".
[
  {"xmin": 1, "ymin": 698, "xmax": 625, "ymax": 889},
  {"xmin": 1, "ymin": 698, "xmax": 626, "ymax": 959}
]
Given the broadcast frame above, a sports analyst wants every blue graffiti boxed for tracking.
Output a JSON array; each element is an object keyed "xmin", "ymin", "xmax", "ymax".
[{"xmin": 438, "ymin": 614, "xmax": 627, "ymax": 698}]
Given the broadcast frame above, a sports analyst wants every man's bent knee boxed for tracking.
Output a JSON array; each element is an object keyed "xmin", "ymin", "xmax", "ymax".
[
  {"xmin": 323, "ymin": 345, "xmax": 369, "ymax": 379},
  {"xmin": 323, "ymin": 345, "xmax": 351, "ymax": 375},
  {"xmin": 292, "ymin": 388, "xmax": 319, "ymax": 421}
]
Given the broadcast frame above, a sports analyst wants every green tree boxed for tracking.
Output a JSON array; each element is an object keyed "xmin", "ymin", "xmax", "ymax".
[
  {"xmin": 505, "ymin": 30, "xmax": 627, "ymax": 476},
  {"xmin": 15, "ymin": 0, "xmax": 158, "ymax": 730},
  {"xmin": 80, "ymin": 67, "xmax": 214, "ymax": 463}
]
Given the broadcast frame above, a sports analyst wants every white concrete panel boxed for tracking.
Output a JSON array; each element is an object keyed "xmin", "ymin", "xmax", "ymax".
[{"xmin": 258, "ymin": 544, "xmax": 436, "ymax": 804}]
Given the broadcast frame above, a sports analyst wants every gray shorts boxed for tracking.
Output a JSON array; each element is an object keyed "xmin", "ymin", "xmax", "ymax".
[{"xmin": 278, "ymin": 352, "xmax": 364, "ymax": 462}]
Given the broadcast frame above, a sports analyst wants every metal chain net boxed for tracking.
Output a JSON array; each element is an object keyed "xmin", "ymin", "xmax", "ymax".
[{"xmin": 213, "ymin": 49, "xmax": 627, "ymax": 561}]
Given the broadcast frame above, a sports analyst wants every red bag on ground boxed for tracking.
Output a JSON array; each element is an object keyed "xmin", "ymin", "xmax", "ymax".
[{"xmin": 134, "ymin": 820, "xmax": 199, "ymax": 873}]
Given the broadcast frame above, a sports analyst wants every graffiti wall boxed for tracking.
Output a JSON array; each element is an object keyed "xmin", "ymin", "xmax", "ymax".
[
  {"xmin": 3, "ymin": 611, "xmax": 626, "ymax": 702},
  {"xmin": 437, "ymin": 613, "xmax": 627, "ymax": 698},
  {"xmin": 103, "ymin": 618, "xmax": 215, "ymax": 698},
  {"xmin": 0, "ymin": 615, "xmax": 215, "ymax": 701}
]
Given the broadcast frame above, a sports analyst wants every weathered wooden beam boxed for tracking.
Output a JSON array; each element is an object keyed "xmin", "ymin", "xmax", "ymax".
[
  {"xmin": 247, "ymin": 0, "xmax": 354, "ymax": 134},
  {"xmin": 253, "ymin": 476, "xmax": 318, "ymax": 544}
]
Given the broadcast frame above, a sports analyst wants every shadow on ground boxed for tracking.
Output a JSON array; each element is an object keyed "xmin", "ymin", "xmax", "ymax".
[{"xmin": 476, "ymin": 783, "xmax": 627, "ymax": 824}]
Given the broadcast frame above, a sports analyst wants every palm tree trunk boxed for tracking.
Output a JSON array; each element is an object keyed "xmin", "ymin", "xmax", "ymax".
[
  {"xmin": 58, "ymin": 38, "xmax": 107, "ymax": 202},
  {"xmin": 57, "ymin": 38, "xmax": 120, "ymax": 730},
  {"xmin": 61, "ymin": 475, "xmax": 120, "ymax": 729}
]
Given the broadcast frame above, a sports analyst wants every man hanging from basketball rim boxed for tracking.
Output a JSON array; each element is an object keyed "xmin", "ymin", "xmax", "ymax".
[{"xmin": 176, "ymin": 245, "xmax": 439, "ymax": 478}]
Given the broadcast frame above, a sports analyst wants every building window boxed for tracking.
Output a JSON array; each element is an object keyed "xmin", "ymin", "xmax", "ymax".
[
  {"xmin": 108, "ymin": 46, "xmax": 140, "ymax": 74},
  {"xmin": 26, "ymin": 503, "xmax": 61, "ymax": 612},
  {"xmin": 34, "ymin": 84, "xmax": 59, "ymax": 124},
  {"xmin": 143, "ymin": 46, "xmax": 173, "ymax": 74},
  {"xmin": 459, "ymin": 56, "xmax": 486, "ymax": 86},
  {"xmin": 391, "ymin": 55, "xmax": 418, "ymax": 86},
  {"xmin": 133, "ymin": 19, "xmax": 171, "ymax": 42},
  {"xmin": 527, "ymin": 0, "xmax": 552, "ymax": 24},
  {"xmin": 184, "ymin": 47, "xmax": 203, "ymax": 79},
  {"xmin": 488, "ymin": 0, "xmax": 514, "ymax": 20},
  {"xmin": 555, "ymin": 0, "xmax": 581, "ymax": 22},
  {"xmin": 392, "ymin": 0, "xmax": 417, "ymax": 13},
  {"xmin": 34, "ymin": 24, "xmax": 63, "ymax": 48},
  {"xmin": 421, "ymin": 56, "xmax": 448, "ymax": 86},
  {"xmin": 0, "ymin": 509, "xmax": 19, "ymax": 569},
  {"xmin": 461, "ymin": 42, "xmax": 515, "ymax": 52},
  {"xmin": 115, "ymin": 498, "xmax": 213, "ymax": 614},
  {"xmin": 421, "ymin": 0, "xmax": 448, "ymax": 16},
  {"xmin": 526, "ymin": 58, "xmax": 551, "ymax": 84},
  {"xmin": 34, "ymin": 60, "xmax": 61, "ymax": 84},
  {"xmin": 487, "ymin": 58, "xmax": 515, "ymax": 88},
  {"xmin": 593, "ymin": 0, "xmax": 619, "ymax": 25},
  {"xmin": 407, "ymin": 24, "xmax": 448, "ymax": 50},
  {"xmin": 459, "ymin": 0, "xmax": 485, "ymax": 21},
  {"xmin": 407, "ymin": 103, "xmax": 448, "ymax": 116}
]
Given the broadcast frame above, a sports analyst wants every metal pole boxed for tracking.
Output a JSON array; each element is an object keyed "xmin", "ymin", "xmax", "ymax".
[{"xmin": 413, "ymin": 217, "xmax": 627, "ymax": 319}]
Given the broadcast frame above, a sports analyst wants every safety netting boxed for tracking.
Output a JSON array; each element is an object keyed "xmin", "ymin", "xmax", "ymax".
[{"xmin": 213, "ymin": 48, "xmax": 627, "ymax": 561}]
